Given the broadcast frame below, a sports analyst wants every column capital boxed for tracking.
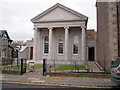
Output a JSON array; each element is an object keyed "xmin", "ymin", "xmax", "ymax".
[
  {"xmin": 33, "ymin": 28, "xmax": 40, "ymax": 31},
  {"xmin": 48, "ymin": 27, "xmax": 53, "ymax": 30},
  {"xmin": 64, "ymin": 26, "xmax": 69, "ymax": 30},
  {"xmin": 81, "ymin": 26, "xmax": 86, "ymax": 29}
]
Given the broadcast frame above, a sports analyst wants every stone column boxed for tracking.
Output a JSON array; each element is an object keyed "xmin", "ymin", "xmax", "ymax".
[
  {"xmin": 48, "ymin": 27, "xmax": 53, "ymax": 60},
  {"xmin": 33, "ymin": 28, "xmax": 41, "ymax": 61},
  {"xmin": 64, "ymin": 27, "xmax": 69, "ymax": 60},
  {"xmin": 81, "ymin": 26, "xmax": 86, "ymax": 61}
]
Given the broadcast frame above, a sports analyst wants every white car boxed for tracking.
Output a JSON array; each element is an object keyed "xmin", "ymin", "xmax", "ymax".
[{"xmin": 111, "ymin": 58, "xmax": 120, "ymax": 86}]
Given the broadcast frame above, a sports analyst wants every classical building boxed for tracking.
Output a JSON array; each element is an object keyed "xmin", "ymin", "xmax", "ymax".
[
  {"xmin": 31, "ymin": 3, "xmax": 88, "ymax": 64},
  {"xmin": 0, "ymin": 30, "xmax": 13, "ymax": 60},
  {"xmin": 96, "ymin": 1, "xmax": 120, "ymax": 72}
]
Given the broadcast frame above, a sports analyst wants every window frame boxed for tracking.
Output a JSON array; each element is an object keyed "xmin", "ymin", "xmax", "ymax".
[
  {"xmin": 72, "ymin": 35, "xmax": 79, "ymax": 55},
  {"xmin": 57, "ymin": 36, "xmax": 64, "ymax": 55},
  {"xmin": 43, "ymin": 36, "xmax": 49, "ymax": 55}
]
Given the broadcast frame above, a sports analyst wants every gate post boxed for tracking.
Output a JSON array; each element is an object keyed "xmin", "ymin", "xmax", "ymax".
[
  {"xmin": 25, "ymin": 59, "xmax": 27, "ymax": 73},
  {"xmin": 43, "ymin": 59, "xmax": 46, "ymax": 76},
  {"xmin": 20, "ymin": 58, "xmax": 23, "ymax": 75}
]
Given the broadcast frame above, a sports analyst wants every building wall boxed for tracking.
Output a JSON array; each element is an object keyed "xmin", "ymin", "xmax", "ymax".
[
  {"xmin": 97, "ymin": 2, "xmax": 109, "ymax": 71},
  {"xmin": 37, "ymin": 27, "xmax": 82, "ymax": 62},
  {"xmin": 86, "ymin": 30, "xmax": 96, "ymax": 61},
  {"xmin": 18, "ymin": 39, "xmax": 34, "ymax": 60},
  {"xmin": 26, "ymin": 39, "xmax": 33, "ymax": 60},
  {"xmin": 96, "ymin": 2, "xmax": 118, "ymax": 72},
  {"xmin": 117, "ymin": 2, "xmax": 120, "ymax": 57},
  {"xmin": 19, "ymin": 47, "xmax": 29, "ymax": 59},
  {"xmin": 0, "ymin": 30, "xmax": 13, "ymax": 60}
]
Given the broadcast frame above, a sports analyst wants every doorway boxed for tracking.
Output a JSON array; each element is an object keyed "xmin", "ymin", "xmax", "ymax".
[
  {"xmin": 88, "ymin": 47, "xmax": 94, "ymax": 61},
  {"xmin": 30, "ymin": 47, "xmax": 33, "ymax": 60}
]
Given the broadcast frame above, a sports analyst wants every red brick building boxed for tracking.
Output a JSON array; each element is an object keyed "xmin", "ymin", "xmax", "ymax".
[{"xmin": 86, "ymin": 29, "xmax": 97, "ymax": 61}]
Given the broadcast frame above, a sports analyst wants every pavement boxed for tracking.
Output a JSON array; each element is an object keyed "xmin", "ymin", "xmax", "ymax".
[{"xmin": 1, "ymin": 67, "xmax": 120, "ymax": 88}]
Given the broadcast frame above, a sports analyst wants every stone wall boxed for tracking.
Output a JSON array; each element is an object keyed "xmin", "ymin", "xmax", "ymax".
[{"xmin": 96, "ymin": 2, "xmax": 119, "ymax": 72}]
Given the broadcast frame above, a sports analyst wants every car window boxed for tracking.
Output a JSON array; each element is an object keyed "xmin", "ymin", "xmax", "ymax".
[{"xmin": 112, "ymin": 58, "xmax": 120, "ymax": 68}]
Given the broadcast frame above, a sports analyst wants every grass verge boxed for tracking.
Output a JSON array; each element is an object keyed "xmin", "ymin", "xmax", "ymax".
[{"xmin": 55, "ymin": 65, "xmax": 86, "ymax": 71}]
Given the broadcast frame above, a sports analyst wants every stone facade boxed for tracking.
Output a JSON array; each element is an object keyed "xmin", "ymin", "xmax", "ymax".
[{"xmin": 96, "ymin": 2, "xmax": 120, "ymax": 72}]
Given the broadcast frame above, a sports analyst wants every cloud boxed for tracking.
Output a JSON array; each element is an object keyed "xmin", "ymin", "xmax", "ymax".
[{"xmin": 0, "ymin": 0, "xmax": 97, "ymax": 40}]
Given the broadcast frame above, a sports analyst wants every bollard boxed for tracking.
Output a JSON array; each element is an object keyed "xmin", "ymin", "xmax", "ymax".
[
  {"xmin": 20, "ymin": 58, "xmax": 23, "ymax": 75},
  {"xmin": 43, "ymin": 59, "xmax": 46, "ymax": 76}
]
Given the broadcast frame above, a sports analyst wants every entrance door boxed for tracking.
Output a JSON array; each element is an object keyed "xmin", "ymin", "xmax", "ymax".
[
  {"xmin": 30, "ymin": 47, "xmax": 33, "ymax": 60},
  {"xmin": 88, "ymin": 47, "xmax": 94, "ymax": 61}
]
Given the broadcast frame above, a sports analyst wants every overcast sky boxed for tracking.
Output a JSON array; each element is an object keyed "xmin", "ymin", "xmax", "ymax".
[{"xmin": 0, "ymin": 0, "xmax": 96, "ymax": 41}]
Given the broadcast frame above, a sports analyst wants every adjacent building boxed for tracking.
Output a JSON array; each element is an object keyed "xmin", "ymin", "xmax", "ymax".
[
  {"xmin": 96, "ymin": 1, "xmax": 120, "ymax": 72},
  {"xmin": 19, "ymin": 38, "xmax": 33, "ymax": 60},
  {"xmin": 86, "ymin": 30, "xmax": 97, "ymax": 61},
  {"xmin": 0, "ymin": 30, "xmax": 13, "ymax": 60}
]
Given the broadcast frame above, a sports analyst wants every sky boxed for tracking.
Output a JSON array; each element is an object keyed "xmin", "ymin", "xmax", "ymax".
[{"xmin": 0, "ymin": 0, "xmax": 97, "ymax": 41}]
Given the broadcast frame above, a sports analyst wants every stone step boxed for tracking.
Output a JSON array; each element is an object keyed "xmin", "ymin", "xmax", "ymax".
[{"xmin": 87, "ymin": 61, "xmax": 104, "ymax": 72}]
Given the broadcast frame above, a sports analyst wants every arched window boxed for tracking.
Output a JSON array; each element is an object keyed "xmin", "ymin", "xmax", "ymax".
[
  {"xmin": 58, "ymin": 36, "xmax": 64, "ymax": 54},
  {"xmin": 73, "ymin": 36, "xmax": 79, "ymax": 54},
  {"xmin": 44, "ymin": 36, "xmax": 49, "ymax": 53}
]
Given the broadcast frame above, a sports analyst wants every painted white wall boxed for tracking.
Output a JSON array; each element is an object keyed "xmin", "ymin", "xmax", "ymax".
[
  {"xmin": 36, "ymin": 27, "xmax": 82, "ymax": 61},
  {"xmin": 19, "ymin": 47, "xmax": 29, "ymax": 59},
  {"xmin": 18, "ymin": 39, "xmax": 34, "ymax": 60},
  {"xmin": 37, "ymin": 7, "xmax": 83, "ymax": 22}
]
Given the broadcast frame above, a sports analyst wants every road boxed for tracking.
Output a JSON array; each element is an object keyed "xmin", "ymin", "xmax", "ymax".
[
  {"xmin": 2, "ymin": 82, "xmax": 72, "ymax": 88},
  {"xmin": 2, "ymin": 83, "xmax": 118, "ymax": 90}
]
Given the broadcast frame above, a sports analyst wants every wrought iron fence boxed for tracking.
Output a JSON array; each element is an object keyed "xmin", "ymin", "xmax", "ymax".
[
  {"xmin": 2, "ymin": 58, "xmax": 27, "ymax": 75},
  {"xmin": 43, "ymin": 59, "xmax": 109, "ymax": 78},
  {"xmin": 43, "ymin": 59, "xmax": 106, "ymax": 73},
  {"xmin": 43, "ymin": 59, "xmax": 88, "ymax": 73}
]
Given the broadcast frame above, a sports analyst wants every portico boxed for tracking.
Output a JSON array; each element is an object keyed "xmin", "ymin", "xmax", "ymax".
[{"xmin": 31, "ymin": 3, "xmax": 88, "ymax": 63}]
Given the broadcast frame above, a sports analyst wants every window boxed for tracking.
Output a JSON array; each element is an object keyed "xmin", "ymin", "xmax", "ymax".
[
  {"xmin": 73, "ymin": 36, "xmax": 79, "ymax": 54},
  {"xmin": 44, "ymin": 36, "xmax": 49, "ymax": 54},
  {"xmin": 58, "ymin": 37, "xmax": 64, "ymax": 54}
]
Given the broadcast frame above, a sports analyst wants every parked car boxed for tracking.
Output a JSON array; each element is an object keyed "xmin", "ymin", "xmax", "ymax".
[{"xmin": 111, "ymin": 58, "xmax": 120, "ymax": 86}]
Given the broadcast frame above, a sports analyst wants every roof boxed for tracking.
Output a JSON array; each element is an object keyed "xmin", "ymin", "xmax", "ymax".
[
  {"xmin": 31, "ymin": 3, "xmax": 88, "ymax": 22},
  {"xmin": 0, "ymin": 30, "xmax": 10, "ymax": 39}
]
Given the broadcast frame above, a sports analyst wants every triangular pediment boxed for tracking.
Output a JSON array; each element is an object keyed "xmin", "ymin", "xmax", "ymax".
[{"xmin": 31, "ymin": 3, "xmax": 88, "ymax": 22}]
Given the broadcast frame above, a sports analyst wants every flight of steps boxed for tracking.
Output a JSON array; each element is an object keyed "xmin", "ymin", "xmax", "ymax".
[{"xmin": 87, "ymin": 61, "xmax": 104, "ymax": 72}]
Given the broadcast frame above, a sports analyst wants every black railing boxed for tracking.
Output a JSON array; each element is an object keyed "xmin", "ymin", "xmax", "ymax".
[
  {"xmin": 42, "ymin": 59, "xmax": 110, "ymax": 78},
  {"xmin": 43, "ymin": 59, "xmax": 88, "ymax": 74},
  {"xmin": 2, "ymin": 58, "xmax": 27, "ymax": 75}
]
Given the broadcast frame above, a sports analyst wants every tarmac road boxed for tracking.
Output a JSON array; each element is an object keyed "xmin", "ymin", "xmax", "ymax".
[
  {"xmin": 2, "ymin": 83, "xmax": 118, "ymax": 90},
  {"xmin": 2, "ymin": 82, "xmax": 74, "ymax": 88}
]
